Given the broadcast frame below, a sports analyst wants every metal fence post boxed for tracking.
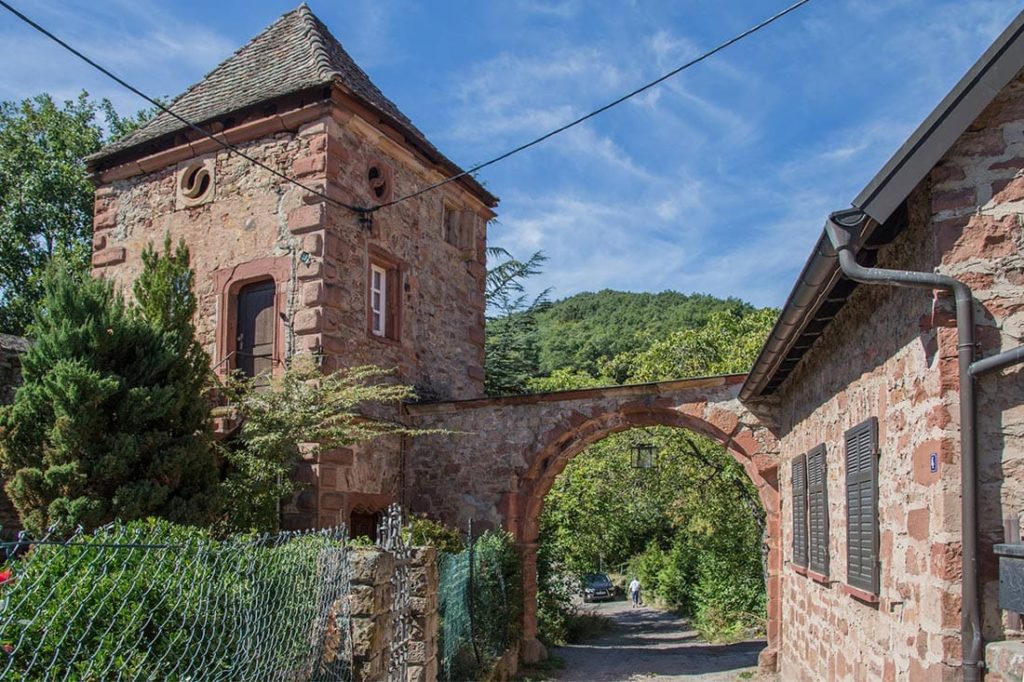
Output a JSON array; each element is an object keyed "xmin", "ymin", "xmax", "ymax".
[{"xmin": 467, "ymin": 518, "xmax": 482, "ymax": 667}]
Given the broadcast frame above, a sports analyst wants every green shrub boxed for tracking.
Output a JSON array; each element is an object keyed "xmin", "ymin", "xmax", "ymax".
[
  {"xmin": 627, "ymin": 540, "xmax": 666, "ymax": 603},
  {"xmin": 0, "ymin": 519, "xmax": 350, "ymax": 681},
  {"xmin": 406, "ymin": 514, "xmax": 464, "ymax": 553},
  {"xmin": 0, "ymin": 519, "xmax": 227, "ymax": 680}
]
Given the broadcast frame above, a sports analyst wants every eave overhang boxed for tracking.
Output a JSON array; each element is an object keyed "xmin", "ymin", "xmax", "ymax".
[{"xmin": 741, "ymin": 10, "xmax": 1024, "ymax": 403}]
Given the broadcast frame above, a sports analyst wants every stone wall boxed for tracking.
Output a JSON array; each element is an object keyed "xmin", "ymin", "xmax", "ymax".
[
  {"xmin": 90, "ymin": 93, "xmax": 494, "ymax": 530},
  {"xmin": 349, "ymin": 545, "xmax": 439, "ymax": 682},
  {"xmin": 409, "ymin": 547, "xmax": 440, "ymax": 682},
  {"xmin": 767, "ymin": 70, "xmax": 1024, "ymax": 680},
  {"xmin": 405, "ymin": 375, "xmax": 782, "ymax": 667}
]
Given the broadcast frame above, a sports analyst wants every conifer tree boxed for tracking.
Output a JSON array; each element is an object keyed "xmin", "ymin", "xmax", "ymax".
[{"xmin": 0, "ymin": 242, "xmax": 219, "ymax": 536}]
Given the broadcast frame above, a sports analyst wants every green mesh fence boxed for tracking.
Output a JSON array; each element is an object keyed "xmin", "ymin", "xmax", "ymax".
[
  {"xmin": 437, "ymin": 529, "xmax": 523, "ymax": 682},
  {"xmin": 0, "ymin": 519, "xmax": 352, "ymax": 681}
]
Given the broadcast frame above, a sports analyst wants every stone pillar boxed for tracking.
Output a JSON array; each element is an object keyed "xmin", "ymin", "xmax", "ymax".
[
  {"xmin": 349, "ymin": 548, "xmax": 395, "ymax": 681},
  {"xmin": 408, "ymin": 547, "xmax": 440, "ymax": 682},
  {"xmin": 518, "ymin": 541, "xmax": 547, "ymax": 664},
  {"xmin": 759, "ymin": 508, "xmax": 781, "ymax": 672}
]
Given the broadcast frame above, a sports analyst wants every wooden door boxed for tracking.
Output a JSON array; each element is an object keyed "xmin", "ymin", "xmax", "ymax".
[{"xmin": 236, "ymin": 281, "xmax": 275, "ymax": 378}]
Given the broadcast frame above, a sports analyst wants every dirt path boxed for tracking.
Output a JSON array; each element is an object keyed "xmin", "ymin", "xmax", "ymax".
[{"xmin": 551, "ymin": 599, "xmax": 765, "ymax": 681}]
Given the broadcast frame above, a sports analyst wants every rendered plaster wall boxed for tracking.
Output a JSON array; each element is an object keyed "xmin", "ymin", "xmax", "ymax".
[{"xmin": 770, "ymin": 71, "xmax": 1024, "ymax": 681}]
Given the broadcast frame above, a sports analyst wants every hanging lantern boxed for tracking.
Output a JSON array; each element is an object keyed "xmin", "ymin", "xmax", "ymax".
[{"xmin": 631, "ymin": 442, "xmax": 656, "ymax": 469}]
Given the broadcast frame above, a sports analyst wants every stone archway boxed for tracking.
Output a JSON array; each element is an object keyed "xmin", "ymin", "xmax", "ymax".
[
  {"xmin": 508, "ymin": 406, "xmax": 779, "ymax": 668},
  {"xmin": 405, "ymin": 374, "xmax": 781, "ymax": 671}
]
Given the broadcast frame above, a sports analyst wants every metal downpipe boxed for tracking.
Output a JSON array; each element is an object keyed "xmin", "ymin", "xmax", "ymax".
[{"xmin": 824, "ymin": 208, "xmax": 982, "ymax": 681}]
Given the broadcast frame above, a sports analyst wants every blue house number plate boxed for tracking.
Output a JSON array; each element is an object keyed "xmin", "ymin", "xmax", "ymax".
[{"xmin": 930, "ymin": 453, "xmax": 938, "ymax": 473}]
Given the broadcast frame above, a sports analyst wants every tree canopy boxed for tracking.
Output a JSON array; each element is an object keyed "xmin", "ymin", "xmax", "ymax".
[{"xmin": 0, "ymin": 92, "xmax": 153, "ymax": 334}]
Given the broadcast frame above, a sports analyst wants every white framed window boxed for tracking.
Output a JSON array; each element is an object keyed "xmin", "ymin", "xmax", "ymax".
[{"xmin": 370, "ymin": 263, "xmax": 387, "ymax": 337}]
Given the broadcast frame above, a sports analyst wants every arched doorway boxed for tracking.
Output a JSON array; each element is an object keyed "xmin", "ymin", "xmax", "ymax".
[{"xmin": 504, "ymin": 406, "xmax": 780, "ymax": 669}]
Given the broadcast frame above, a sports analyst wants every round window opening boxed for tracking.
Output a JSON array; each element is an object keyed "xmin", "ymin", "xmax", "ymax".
[
  {"xmin": 180, "ymin": 162, "xmax": 212, "ymax": 201},
  {"xmin": 367, "ymin": 165, "xmax": 389, "ymax": 200}
]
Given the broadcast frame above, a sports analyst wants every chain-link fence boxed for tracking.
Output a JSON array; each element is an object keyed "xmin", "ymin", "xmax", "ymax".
[
  {"xmin": 0, "ymin": 519, "xmax": 352, "ymax": 682},
  {"xmin": 437, "ymin": 523, "xmax": 523, "ymax": 682}
]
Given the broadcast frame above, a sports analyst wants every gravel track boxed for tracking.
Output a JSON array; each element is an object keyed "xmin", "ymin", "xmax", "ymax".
[{"xmin": 551, "ymin": 599, "xmax": 766, "ymax": 681}]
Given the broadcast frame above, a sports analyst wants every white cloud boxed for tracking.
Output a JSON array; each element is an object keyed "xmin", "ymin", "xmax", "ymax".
[{"xmin": 0, "ymin": 0, "xmax": 234, "ymax": 112}]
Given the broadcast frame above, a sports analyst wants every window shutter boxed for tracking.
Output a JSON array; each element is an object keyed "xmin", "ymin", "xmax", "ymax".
[
  {"xmin": 807, "ymin": 444, "xmax": 829, "ymax": 575},
  {"xmin": 386, "ymin": 268, "xmax": 400, "ymax": 339},
  {"xmin": 792, "ymin": 454, "xmax": 808, "ymax": 568},
  {"xmin": 845, "ymin": 417, "xmax": 879, "ymax": 594}
]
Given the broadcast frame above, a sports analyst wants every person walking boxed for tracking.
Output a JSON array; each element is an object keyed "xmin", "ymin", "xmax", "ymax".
[{"xmin": 629, "ymin": 577, "xmax": 642, "ymax": 608}]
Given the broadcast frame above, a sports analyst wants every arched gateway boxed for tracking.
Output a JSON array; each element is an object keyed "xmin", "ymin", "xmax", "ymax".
[{"xmin": 406, "ymin": 373, "xmax": 781, "ymax": 670}]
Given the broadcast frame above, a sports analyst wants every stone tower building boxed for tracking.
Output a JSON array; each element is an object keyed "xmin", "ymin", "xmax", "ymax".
[{"xmin": 85, "ymin": 4, "xmax": 497, "ymax": 531}]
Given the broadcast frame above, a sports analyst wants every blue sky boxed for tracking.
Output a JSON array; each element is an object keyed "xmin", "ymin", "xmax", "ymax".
[{"xmin": 1, "ymin": 0, "xmax": 1020, "ymax": 308}]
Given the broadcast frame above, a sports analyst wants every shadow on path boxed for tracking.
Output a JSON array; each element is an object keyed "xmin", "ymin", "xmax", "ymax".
[{"xmin": 552, "ymin": 600, "xmax": 764, "ymax": 681}]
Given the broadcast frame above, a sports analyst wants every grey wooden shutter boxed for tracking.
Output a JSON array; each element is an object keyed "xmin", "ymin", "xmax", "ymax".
[
  {"xmin": 792, "ymin": 454, "xmax": 808, "ymax": 568},
  {"xmin": 845, "ymin": 417, "xmax": 879, "ymax": 594},
  {"xmin": 807, "ymin": 444, "xmax": 829, "ymax": 575}
]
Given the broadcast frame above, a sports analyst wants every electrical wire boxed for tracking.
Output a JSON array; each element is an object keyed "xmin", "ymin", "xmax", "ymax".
[
  {"xmin": 1, "ymin": 0, "xmax": 811, "ymax": 215},
  {"xmin": 0, "ymin": 0, "xmax": 373, "ymax": 216},
  {"xmin": 374, "ymin": 0, "xmax": 814, "ymax": 210}
]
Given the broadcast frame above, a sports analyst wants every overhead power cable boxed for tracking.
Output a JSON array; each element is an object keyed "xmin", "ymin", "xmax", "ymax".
[
  {"xmin": 2, "ymin": 0, "xmax": 811, "ymax": 216},
  {"xmin": 0, "ymin": 0, "xmax": 373, "ymax": 216},
  {"xmin": 374, "ymin": 0, "xmax": 814, "ymax": 210}
]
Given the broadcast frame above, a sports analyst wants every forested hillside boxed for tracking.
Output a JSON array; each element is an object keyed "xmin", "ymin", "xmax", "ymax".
[{"xmin": 533, "ymin": 290, "xmax": 753, "ymax": 379}]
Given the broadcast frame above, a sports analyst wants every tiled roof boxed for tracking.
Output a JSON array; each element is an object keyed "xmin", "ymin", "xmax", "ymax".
[{"xmin": 89, "ymin": 3, "xmax": 466, "ymax": 194}]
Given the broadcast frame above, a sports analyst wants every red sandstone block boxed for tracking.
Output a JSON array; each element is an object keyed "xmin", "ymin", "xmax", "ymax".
[
  {"xmin": 93, "ymin": 208, "xmax": 117, "ymax": 230},
  {"xmin": 941, "ymin": 590, "xmax": 961, "ymax": 629},
  {"xmin": 288, "ymin": 203, "xmax": 326, "ymax": 234},
  {"xmin": 302, "ymin": 281, "xmax": 325, "ymax": 306},
  {"xmin": 956, "ymin": 126, "xmax": 1007, "ymax": 157},
  {"xmin": 917, "ymin": 438, "xmax": 946, "ymax": 485},
  {"xmin": 980, "ymin": 97, "xmax": 1024, "ymax": 127},
  {"xmin": 992, "ymin": 176, "xmax": 1024, "ymax": 202},
  {"xmin": 321, "ymin": 448, "xmax": 354, "ymax": 465},
  {"xmin": 308, "ymin": 134, "xmax": 328, "ymax": 154},
  {"xmin": 298, "ymin": 120, "xmax": 328, "ymax": 139},
  {"xmin": 707, "ymin": 408, "xmax": 740, "ymax": 438},
  {"xmin": 930, "ymin": 541, "xmax": 962, "ymax": 581},
  {"xmin": 988, "ymin": 156, "xmax": 1024, "ymax": 171},
  {"xmin": 292, "ymin": 307, "xmax": 322, "ymax": 333},
  {"xmin": 931, "ymin": 188, "xmax": 976, "ymax": 214},
  {"xmin": 931, "ymin": 162, "xmax": 966, "ymax": 184},
  {"xmin": 948, "ymin": 216, "xmax": 1018, "ymax": 263},
  {"xmin": 92, "ymin": 233, "xmax": 106, "ymax": 250},
  {"xmin": 302, "ymin": 233, "xmax": 323, "ymax": 256},
  {"xmin": 292, "ymin": 155, "xmax": 326, "ymax": 177},
  {"xmin": 91, "ymin": 247, "xmax": 125, "ymax": 267},
  {"xmin": 907, "ymin": 508, "xmax": 930, "ymax": 540},
  {"xmin": 296, "ymin": 260, "xmax": 323, "ymax": 281}
]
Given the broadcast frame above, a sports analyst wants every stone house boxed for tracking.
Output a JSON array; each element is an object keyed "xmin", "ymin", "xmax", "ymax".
[
  {"xmin": 738, "ymin": 11, "xmax": 1024, "ymax": 681},
  {"xmin": 84, "ymin": 4, "xmax": 496, "ymax": 533}
]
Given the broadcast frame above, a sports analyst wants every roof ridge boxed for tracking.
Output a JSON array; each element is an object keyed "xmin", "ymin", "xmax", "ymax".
[{"xmin": 295, "ymin": 4, "xmax": 337, "ymax": 82}]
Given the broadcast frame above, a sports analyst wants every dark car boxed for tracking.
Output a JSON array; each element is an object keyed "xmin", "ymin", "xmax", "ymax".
[{"xmin": 582, "ymin": 573, "xmax": 614, "ymax": 602}]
